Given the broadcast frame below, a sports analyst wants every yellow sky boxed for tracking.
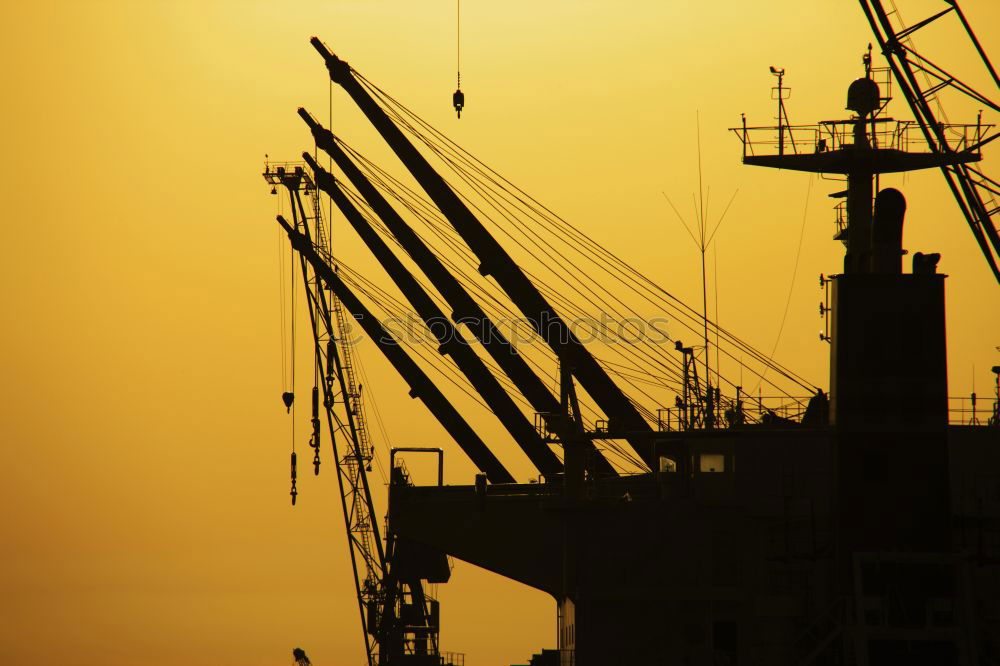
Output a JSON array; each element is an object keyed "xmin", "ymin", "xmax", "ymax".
[{"xmin": 2, "ymin": 1, "xmax": 998, "ymax": 665}]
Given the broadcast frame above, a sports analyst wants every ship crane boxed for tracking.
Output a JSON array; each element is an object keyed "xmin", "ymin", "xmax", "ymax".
[
  {"xmin": 302, "ymin": 39, "xmax": 824, "ymax": 442},
  {"xmin": 265, "ymin": 163, "xmax": 465, "ymax": 666},
  {"xmin": 298, "ymin": 144, "xmax": 562, "ymax": 476},
  {"xmin": 268, "ymin": 37, "xmax": 836, "ymax": 666},
  {"xmin": 858, "ymin": 0, "xmax": 1000, "ymax": 284},
  {"xmin": 309, "ymin": 37, "xmax": 660, "ymax": 468},
  {"xmin": 264, "ymin": 12, "xmax": 1000, "ymax": 662},
  {"xmin": 295, "ymin": 111, "xmax": 616, "ymax": 477}
]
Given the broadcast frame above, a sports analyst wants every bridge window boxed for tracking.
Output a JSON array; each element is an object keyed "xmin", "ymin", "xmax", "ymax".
[{"xmin": 699, "ymin": 453, "xmax": 726, "ymax": 473}]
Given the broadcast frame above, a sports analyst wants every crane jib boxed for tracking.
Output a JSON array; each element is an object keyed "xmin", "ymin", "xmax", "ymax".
[
  {"xmin": 309, "ymin": 40, "xmax": 656, "ymax": 467},
  {"xmin": 298, "ymin": 108, "xmax": 616, "ymax": 476},
  {"xmin": 302, "ymin": 153, "xmax": 564, "ymax": 476},
  {"xmin": 277, "ymin": 214, "xmax": 516, "ymax": 484}
]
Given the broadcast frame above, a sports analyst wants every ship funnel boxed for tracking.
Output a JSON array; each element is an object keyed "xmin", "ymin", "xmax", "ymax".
[{"xmin": 871, "ymin": 188, "xmax": 905, "ymax": 274}]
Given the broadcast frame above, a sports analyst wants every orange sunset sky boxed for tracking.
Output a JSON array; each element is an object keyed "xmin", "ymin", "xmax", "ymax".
[{"xmin": 2, "ymin": 1, "xmax": 998, "ymax": 665}]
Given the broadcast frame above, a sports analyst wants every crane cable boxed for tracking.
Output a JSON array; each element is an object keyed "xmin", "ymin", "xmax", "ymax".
[
  {"xmin": 338, "ymin": 139, "xmax": 691, "ymax": 392},
  {"xmin": 335, "ymin": 128, "xmax": 805, "ymax": 426},
  {"xmin": 452, "ymin": 0, "xmax": 464, "ymax": 118},
  {"xmin": 337, "ymin": 179, "xmax": 676, "ymax": 417},
  {"xmin": 290, "ymin": 238, "xmax": 298, "ymax": 505},
  {"xmin": 330, "ymin": 255, "xmax": 645, "ymax": 471},
  {"xmin": 354, "ymin": 74, "xmax": 817, "ymax": 394},
  {"xmin": 330, "ymin": 68, "xmax": 820, "ymax": 432},
  {"xmin": 275, "ymin": 189, "xmax": 299, "ymax": 504},
  {"xmin": 336, "ymin": 152, "xmax": 688, "ymax": 401},
  {"xmin": 336, "ymin": 112, "xmax": 810, "ymax": 402},
  {"xmin": 752, "ymin": 173, "xmax": 814, "ymax": 394},
  {"xmin": 321, "ymin": 178, "xmax": 654, "ymax": 468}
]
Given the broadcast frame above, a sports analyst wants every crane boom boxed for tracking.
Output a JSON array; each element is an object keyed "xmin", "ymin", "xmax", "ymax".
[
  {"xmin": 309, "ymin": 39, "xmax": 656, "ymax": 467},
  {"xmin": 299, "ymin": 111, "xmax": 616, "ymax": 475},
  {"xmin": 858, "ymin": 0, "xmax": 1000, "ymax": 284},
  {"xmin": 278, "ymin": 213, "xmax": 516, "ymax": 483},
  {"xmin": 302, "ymin": 152, "xmax": 563, "ymax": 476},
  {"xmin": 285, "ymin": 183, "xmax": 386, "ymax": 666}
]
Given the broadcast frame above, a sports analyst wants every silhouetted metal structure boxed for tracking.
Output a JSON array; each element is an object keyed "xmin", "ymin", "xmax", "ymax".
[
  {"xmin": 267, "ymin": 17, "xmax": 1000, "ymax": 665},
  {"xmin": 293, "ymin": 647, "xmax": 312, "ymax": 666},
  {"xmin": 859, "ymin": 0, "xmax": 1000, "ymax": 284},
  {"xmin": 266, "ymin": 164, "xmax": 458, "ymax": 666}
]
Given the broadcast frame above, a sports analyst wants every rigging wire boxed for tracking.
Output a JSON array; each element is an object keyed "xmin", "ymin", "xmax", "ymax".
[
  {"xmin": 339, "ymin": 141, "xmax": 691, "ymax": 392},
  {"xmin": 290, "ymin": 226, "xmax": 298, "ymax": 503},
  {"xmin": 344, "ymin": 199, "xmax": 751, "ymax": 427},
  {"xmin": 279, "ymin": 225, "xmax": 288, "ymax": 391},
  {"xmin": 338, "ymin": 171, "xmax": 680, "ymax": 400},
  {"xmin": 327, "ymin": 242, "xmax": 647, "ymax": 469},
  {"xmin": 336, "ymin": 181, "xmax": 674, "ymax": 420},
  {"xmin": 753, "ymin": 173, "xmax": 815, "ymax": 393},
  {"xmin": 328, "ymin": 253, "xmax": 645, "ymax": 470},
  {"xmin": 349, "ymin": 76, "xmax": 816, "ymax": 395},
  {"xmin": 336, "ymin": 117, "xmax": 809, "ymax": 401},
  {"xmin": 291, "ymin": 210, "xmax": 298, "ymax": 425},
  {"xmin": 312, "ymin": 66, "xmax": 822, "ymax": 450}
]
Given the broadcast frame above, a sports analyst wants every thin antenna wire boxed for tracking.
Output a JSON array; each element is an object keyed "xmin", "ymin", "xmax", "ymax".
[
  {"xmin": 695, "ymin": 112, "xmax": 711, "ymax": 403},
  {"xmin": 662, "ymin": 116, "xmax": 738, "ymax": 426},
  {"xmin": 714, "ymin": 241, "xmax": 721, "ymax": 385},
  {"xmin": 753, "ymin": 173, "xmax": 814, "ymax": 392},
  {"xmin": 662, "ymin": 192, "xmax": 699, "ymax": 245}
]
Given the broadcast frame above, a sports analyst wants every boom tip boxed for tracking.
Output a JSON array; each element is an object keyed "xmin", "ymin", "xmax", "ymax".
[
  {"xmin": 297, "ymin": 107, "xmax": 317, "ymax": 126},
  {"xmin": 310, "ymin": 37, "xmax": 332, "ymax": 58}
]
